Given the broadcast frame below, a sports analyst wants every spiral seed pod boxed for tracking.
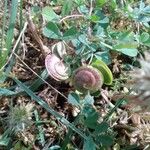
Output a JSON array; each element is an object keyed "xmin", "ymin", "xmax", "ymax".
[
  {"xmin": 72, "ymin": 66, "xmax": 104, "ymax": 93},
  {"xmin": 45, "ymin": 54, "xmax": 69, "ymax": 81}
]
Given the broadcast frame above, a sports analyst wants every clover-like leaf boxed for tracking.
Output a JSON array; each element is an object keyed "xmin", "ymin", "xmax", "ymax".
[
  {"xmin": 68, "ymin": 92, "xmax": 80, "ymax": 107},
  {"xmin": 42, "ymin": 6, "xmax": 60, "ymax": 22}
]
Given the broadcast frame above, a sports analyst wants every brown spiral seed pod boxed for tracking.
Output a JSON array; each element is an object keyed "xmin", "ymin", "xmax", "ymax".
[{"xmin": 72, "ymin": 66, "xmax": 104, "ymax": 93}]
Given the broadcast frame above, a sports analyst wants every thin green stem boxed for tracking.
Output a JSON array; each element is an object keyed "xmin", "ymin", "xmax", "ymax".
[{"xmin": 100, "ymin": 41, "xmax": 113, "ymax": 50}]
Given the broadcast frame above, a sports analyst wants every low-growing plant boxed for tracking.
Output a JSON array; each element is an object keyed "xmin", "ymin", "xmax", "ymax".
[
  {"xmin": 0, "ymin": 0, "xmax": 150, "ymax": 149},
  {"xmin": 6, "ymin": 103, "xmax": 33, "ymax": 133}
]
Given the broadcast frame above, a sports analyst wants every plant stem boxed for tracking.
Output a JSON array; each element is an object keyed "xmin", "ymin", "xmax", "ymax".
[
  {"xmin": 59, "ymin": 14, "xmax": 85, "ymax": 23},
  {"xmin": 100, "ymin": 41, "xmax": 113, "ymax": 50}
]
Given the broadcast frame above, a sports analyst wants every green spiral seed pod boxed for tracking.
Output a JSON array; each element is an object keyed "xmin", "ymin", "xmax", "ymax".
[{"xmin": 92, "ymin": 59, "xmax": 113, "ymax": 85}]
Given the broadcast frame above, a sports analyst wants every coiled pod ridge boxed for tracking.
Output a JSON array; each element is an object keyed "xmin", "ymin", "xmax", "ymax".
[{"xmin": 72, "ymin": 66, "xmax": 104, "ymax": 93}]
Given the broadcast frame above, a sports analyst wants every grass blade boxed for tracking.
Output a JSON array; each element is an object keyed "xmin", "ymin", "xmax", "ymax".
[
  {"xmin": 19, "ymin": 0, "xmax": 23, "ymax": 31},
  {"xmin": 0, "ymin": 0, "xmax": 8, "ymax": 66},
  {"xmin": 29, "ymin": 69, "xmax": 49, "ymax": 91},
  {"xmin": 1, "ymin": 0, "xmax": 8, "ymax": 51},
  {"xmin": 12, "ymin": 77, "xmax": 87, "ymax": 140},
  {"xmin": 104, "ymin": 98, "xmax": 125, "ymax": 121},
  {"xmin": 0, "ymin": 0, "xmax": 18, "ymax": 68}
]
